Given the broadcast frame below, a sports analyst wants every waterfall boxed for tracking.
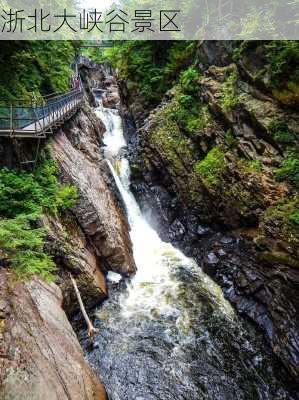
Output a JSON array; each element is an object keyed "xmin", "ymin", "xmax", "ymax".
[
  {"xmin": 96, "ymin": 102, "xmax": 234, "ymax": 320},
  {"xmin": 82, "ymin": 99, "xmax": 294, "ymax": 400}
]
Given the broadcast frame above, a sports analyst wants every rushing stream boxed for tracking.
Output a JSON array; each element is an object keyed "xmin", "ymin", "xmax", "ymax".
[{"xmin": 80, "ymin": 99, "xmax": 294, "ymax": 400}]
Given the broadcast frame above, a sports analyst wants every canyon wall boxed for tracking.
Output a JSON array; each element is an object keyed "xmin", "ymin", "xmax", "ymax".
[
  {"xmin": 0, "ymin": 60, "xmax": 135, "ymax": 398},
  {"xmin": 121, "ymin": 41, "xmax": 299, "ymax": 383}
]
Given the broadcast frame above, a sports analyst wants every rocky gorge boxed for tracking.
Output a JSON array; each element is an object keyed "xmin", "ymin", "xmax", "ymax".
[
  {"xmin": 121, "ymin": 41, "xmax": 299, "ymax": 386},
  {"xmin": 0, "ymin": 40, "xmax": 298, "ymax": 399}
]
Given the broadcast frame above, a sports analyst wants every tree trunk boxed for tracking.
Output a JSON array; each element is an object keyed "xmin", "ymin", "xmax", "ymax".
[{"xmin": 69, "ymin": 273, "xmax": 98, "ymax": 339}]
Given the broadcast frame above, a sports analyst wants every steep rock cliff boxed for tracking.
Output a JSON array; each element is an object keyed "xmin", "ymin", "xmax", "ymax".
[
  {"xmin": 121, "ymin": 41, "xmax": 299, "ymax": 382},
  {"xmin": 0, "ymin": 271, "xmax": 106, "ymax": 400}
]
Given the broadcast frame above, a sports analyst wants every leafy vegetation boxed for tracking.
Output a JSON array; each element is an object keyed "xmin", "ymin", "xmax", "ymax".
[
  {"xmin": 275, "ymin": 153, "xmax": 299, "ymax": 183},
  {"xmin": 0, "ymin": 41, "xmax": 80, "ymax": 103},
  {"xmin": 0, "ymin": 158, "xmax": 77, "ymax": 280},
  {"xmin": 225, "ymin": 129, "xmax": 237, "ymax": 148},
  {"xmin": 220, "ymin": 71, "xmax": 240, "ymax": 112},
  {"xmin": 100, "ymin": 41, "xmax": 197, "ymax": 105},
  {"xmin": 0, "ymin": 213, "xmax": 56, "ymax": 281},
  {"xmin": 268, "ymin": 119, "xmax": 296, "ymax": 144},
  {"xmin": 194, "ymin": 147, "xmax": 227, "ymax": 188},
  {"xmin": 0, "ymin": 159, "xmax": 77, "ymax": 218},
  {"xmin": 237, "ymin": 158, "xmax": 262, "ymax": 174},
  {"xmin": 265, "ymin": 41, "xmax": 299, "ymax": 90},
  {"xmin": 289, "ymin": 211, "xmax": 299, "ymax": 226},
  {"xmin": 265, "ymin": 196, "xmax": 299, "ymax": 230},
  {"xmin": 233, "ymin": 41, "xmax": 299, "ymax": 105}
]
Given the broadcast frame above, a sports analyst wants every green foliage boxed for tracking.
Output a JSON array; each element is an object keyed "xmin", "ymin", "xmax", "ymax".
[
  {"xmin": 0, "ymin": 159, "xmax": 77, "ymax": 218},
  {"xmin": 225, "ymin": 129, "xmax": 237, "ymax": 147},
  {"xmin": 179, "ymin": 67, "xmax": 200, "ymax": 94},
  {"xmin": 166, "ymin": 93, "xmax": 213, "ymax": 136},
  {"xmin": 268, "ymin": 119, "xmax": 296, "ymax": 144},
  {"xmin": 275, "ymin": 153, "xmax": 299, "ymax": 182},
  {"xmin": 265, "ymin": 41, "xmax": 299, "ymax": 89},
  {"xmin": 266, "ymin": 196, "xmax": 299, "ymax": 231},
  {"xmin": 0, "ymin": 158, "xmax": 77, "ymax": 280},
  {"xmin": 100, "ymin": 41, "xmax": 197, "ymax": 106},
  {"xmin": 248, "ymin": 160, "xmax": 262, "ymax": 173},
  {"xmin": 0, "ymin": 41, "xmax": 80, "ymax": 103},
  {"xmin": 289, "ymin": 211, "xmax": 299, "ymax": 226},
  {"xmin": 0, "ymin": 213, "xmax": 56, "ymax": 281},
  {"xmin": 220, "ymin": 72, "xmax": 239, "ymax": 111},
  {"xmin": 237, "ymin": 159, "xmax": 262, "ymax": 174},
  {"xmin": 194, "ymin": 147, "xmax": 227, "ymax": 188},
  {"xmin": 236, "ymin": 10, "xmax": 277, "ymax": 39}
]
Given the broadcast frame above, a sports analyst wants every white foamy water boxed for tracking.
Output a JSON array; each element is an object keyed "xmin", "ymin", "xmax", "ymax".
[{"xmin": 96, "ymin": 101, "xmax": 234, "ymax": 323}]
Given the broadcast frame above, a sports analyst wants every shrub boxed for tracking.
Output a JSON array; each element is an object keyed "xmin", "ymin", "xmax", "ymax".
[
  {"xmin": 248, "ymin": 160, "xmax": 262, "ymax": 173},
  {"xmin": 275, "ymin": 153, "xmax": 299, "ymax": 182},
  {"xmin": 0, "ymin": 159, "xmax": 77, "ymax": 218},
  {"xmin": 225, "ymin": 129, "xmax": 236, "ymax": 147},
  {"xmin": 268, "ymin": 119, "xmax": 296, "ymax": 144},
  {"xmin": 220, "ymin": 72, "xmax": 239, "ymax": 111},
  {"xmin": 194, "ymin": 147, "xmax": 227, "ymax": 188},
  {"xmin": 179, "ymin": 67, "xmax": 200, "ymax": 94},
  {"xmin": 265, "ymin": 41, "xmax": 299, "ymax": 88},
  {"xmin": 0, "ymin": 213, "xmax": 56, "ymax": 281},
  {"xmin": 0, "ymin": 158, "xmax": 77, "ymax": 281},
  {"xmin": 289, "ymin": 211, "xmax": 299, "ymax": 225}
]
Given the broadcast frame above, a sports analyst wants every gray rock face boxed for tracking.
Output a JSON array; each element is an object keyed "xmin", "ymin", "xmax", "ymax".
[
  {"xmin": 123, "ymin": 42, "xmax": 299, "ymax": 384},
  {"xmin": 0, "ymin": 272, "xmax": 106, "ymax": 400},
  {"xmin": 42, "ymin": 213, "xmax": 108, "ymax": 318}
]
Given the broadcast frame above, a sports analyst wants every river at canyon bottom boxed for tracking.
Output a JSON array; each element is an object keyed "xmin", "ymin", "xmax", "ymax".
[{"xmin": 80, "ymin": 100, "xmax": 294, "ymax": 400}]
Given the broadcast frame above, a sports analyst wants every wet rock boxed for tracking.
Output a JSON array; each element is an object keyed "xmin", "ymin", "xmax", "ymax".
[
  {"xmin": 218, "ymin": 248, "xmax": 227, "ymax": 257},
  {"xmin": 169, "ymin": 219, "xmax": 185, "ymax": 240},
  {"xmin": 42, "ymin": 213, "xmax": 107, "ymax": 318},
  {"xmin": 0, "ymin": 272, "xmax": 106, "ymax": 400},
  {"xmin": 220, "ymin": 236, "xmax": 235, "ymax": 244},
  {"xmin": 206, "ymin": 252, "xmax": 220, "ymax": 265},
  {"xmin": 197, "ymin": 225, "xmax": 212, "ymax": 237}
]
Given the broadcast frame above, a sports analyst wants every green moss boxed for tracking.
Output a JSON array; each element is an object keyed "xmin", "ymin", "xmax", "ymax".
[
  {"xmin": 150, "ymin": 115, "xmax": 194, "ymax": 174},
  {"xmin": 275, "ymin": 152, "xmax": 299, "ymax": 182},
  {"xmin": 237, "ymin": 159, "xmax": 262, "ymax": 174},
  {"xmin": 268, "ymin": 119, "xmax": 296, "ymax": 144},
  {"xmin": 220, "ymin": 71, "xmax": 240, "ymax": 112},
  {"xmin": 194, "ymin": 147, "xmax": 227, "ymax": 188},
  {"xmin": 168, "ymin": 98, "xmax": 214, "ymax": 135},
  {"xmin": 265, "ymin": 196, "xmax": 299, "ymax": 232}
]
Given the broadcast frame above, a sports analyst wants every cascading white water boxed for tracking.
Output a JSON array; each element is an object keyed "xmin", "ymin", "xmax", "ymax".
[
  {"xmin": 83, "ymin": 98, "xmax": 293, "ymax": 400},
  {"xmin": 96, "ymin": 101, "xmax": 234, "ymax": 321}
]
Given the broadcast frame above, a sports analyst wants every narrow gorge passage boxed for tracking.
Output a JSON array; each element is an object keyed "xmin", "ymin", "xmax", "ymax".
[{"xmin": 80, "ymin": 96, "xmax": 294, "ymax": 400}]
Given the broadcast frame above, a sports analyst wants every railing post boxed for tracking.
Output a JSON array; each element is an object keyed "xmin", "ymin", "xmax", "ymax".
[{"xmin": 10, "ymin": 103, "xmax": 13, "ymax": 137}]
